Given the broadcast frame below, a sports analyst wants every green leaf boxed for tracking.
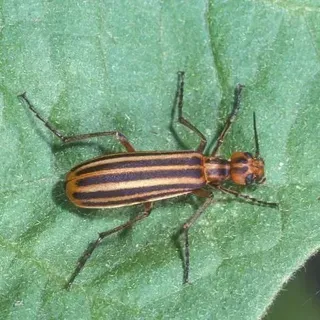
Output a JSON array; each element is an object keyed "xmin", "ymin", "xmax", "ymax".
[{"xmin": 1, "ymin": 1, "xmax": 320, "ymax": 319}]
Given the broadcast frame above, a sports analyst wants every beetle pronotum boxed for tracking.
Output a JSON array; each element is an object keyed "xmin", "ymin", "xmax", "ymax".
[{"xmin": 19, "ymin": 72, "xmax": 278, "ymax": 289}]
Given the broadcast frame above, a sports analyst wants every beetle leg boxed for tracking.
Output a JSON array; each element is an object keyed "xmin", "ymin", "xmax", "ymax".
[
  {"xmin": 61, "ymin": 131, "xmax": 135, "ymax": 152},
  {"xmin": 211, "ymin": 84, "xmax": 245, "ymax": 156},
  {"xmin": 213, "ymin": 185, "xmax": 278, "ymax": 207},
  {"xmin": 65, "ymin": 202, "xmax": 153, "ymax": 289},
  {"xmin": 176, "ymin": 72, "xmax": 207, "ymax": 153},
  {"xmin": 18, "ymin": 93, "xmax": 135, "ymax": 152},
  {"xmin": 192, "ymin": 188, "xmax": 211, "ymax": 198},
  {"xmin": 179, "ymin": 196, "xmax": 214, "ymax": 283}
]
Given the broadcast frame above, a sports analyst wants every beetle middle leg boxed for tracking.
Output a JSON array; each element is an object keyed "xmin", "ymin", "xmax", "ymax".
[
  {"xmin": 65, "ymin": 202, "xmax": 153, "ymax": 289},
  {"xmin": 177, "ymin": 193, "xmax": 215, "ymax": 284},
  {"xmin": 176, "ymin": 71, "xmax": 207, "ymax": 153}
]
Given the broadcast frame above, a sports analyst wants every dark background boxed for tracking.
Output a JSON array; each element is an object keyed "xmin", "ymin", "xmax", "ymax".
[{"xmin": 265, "ymin": 253, "xmax": 320, "ymax": 319}]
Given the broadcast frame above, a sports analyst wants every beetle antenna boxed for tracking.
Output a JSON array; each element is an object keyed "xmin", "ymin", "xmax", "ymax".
[{"xmin": 253, "ymin": 112, "xmax": 260, "ymax": 158}]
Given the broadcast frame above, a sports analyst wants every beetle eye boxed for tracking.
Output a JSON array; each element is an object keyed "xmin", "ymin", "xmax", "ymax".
[{"xmin": 245, "ymin": 174, "xmax": 254, "ymax": 185}]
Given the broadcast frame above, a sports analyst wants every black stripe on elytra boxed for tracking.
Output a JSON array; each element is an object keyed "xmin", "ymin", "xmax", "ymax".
[
  {"xmin": 75, "ymin": 155, "xmax": 202, "ymax": 176},
  {"xmin": 76, "ymin": 168, "xmax": 203, "ymax": 186},
  {"xmin": 73, "ymin": 183, "xmax": 203, "ymax": 200},
  {"xmin": 79, "ymin": 188, "xmax": 196, "ymax": 206},
  {"xmin": 70, "ymin": 151, "xmax": 199, "ymax": 172}
]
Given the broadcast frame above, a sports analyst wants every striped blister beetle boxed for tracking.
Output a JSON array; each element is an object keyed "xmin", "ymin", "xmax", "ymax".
[{"xmin": 19, "ymin": 72, "xmax": 278, "ymax": 289}]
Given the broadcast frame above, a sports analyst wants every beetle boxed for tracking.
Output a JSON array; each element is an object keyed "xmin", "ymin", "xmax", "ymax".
[{"xmin": 18, "ymin": 71, "xmax": 278, "ymax": 289}]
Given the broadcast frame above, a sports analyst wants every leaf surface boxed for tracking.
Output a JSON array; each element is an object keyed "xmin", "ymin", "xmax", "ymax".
[{"xmin": 1, "ymin": 1, "xmax": 320, "ymax": 319}]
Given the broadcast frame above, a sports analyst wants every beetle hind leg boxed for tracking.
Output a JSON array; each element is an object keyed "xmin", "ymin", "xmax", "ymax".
[
  {"xmin": 18, "ymin": 93, "xmax": 135, "ymax": 152},
  {"xmin": 65, "ymin": 202, "xmax": 153, "ymax": 289}
]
